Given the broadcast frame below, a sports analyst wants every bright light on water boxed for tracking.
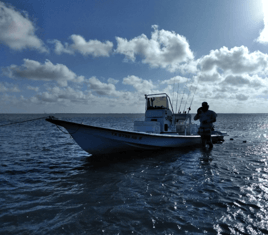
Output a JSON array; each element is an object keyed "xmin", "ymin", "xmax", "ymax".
[{"xmin": 1, "ymin": 113, "xmax": 268, "ymax": 234}]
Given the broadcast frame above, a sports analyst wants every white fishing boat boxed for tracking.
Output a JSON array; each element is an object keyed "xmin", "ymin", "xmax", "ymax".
[{"xmin": 46, "ymin": 93, "xmax": 227, "ymax": 155}]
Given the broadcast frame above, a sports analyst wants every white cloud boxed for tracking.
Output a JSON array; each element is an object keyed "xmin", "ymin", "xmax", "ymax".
[
  {"xmin": 0, "ymin": 85, "xmax": 140, "ymax": 113},
  {"xmin": 236, "ymin": 94, "xmax": 249, "ymax": 101},
  {"xmin": 115, "ymin": 25, "xmax": 194, "ymax": 72},
  {"xmin": 198, "ymin": 46, "xmax": 268, "ymax": 75},
  {"xmin": 0, "ymin": 83, "xmax": 8, "ymax": 92},
  {"xmin": 107, "ymin": 78, "xmax": 119, "ymax": 84},
  {"xmin": 27, "ymin": 78, "xmax": 158, "ymax": 113},
  {"xmin": 0, "ymin": 82, "xmax": 20, "ymax": 92},
  {"xmin": 176, "ymin": 60, "xmax": 198, "ymax": 74},
  {"xmin": 87, "ymin": 77, "xmax": 121, "ymax": 96},
  {"xmin": 27, "ymin": 86, "xmax": 39, "ymax": 92},
  {"xmin": 188, "ymin": 72, "xmax": 268, "ymax": 113},
  {"xmin": 51, "ymin": 35, "xmax": 113, "ymax": 57},
  {"xmin": 161, "ymin": 75, "xmax": 188, "ymax": 85},
  {"xmin": 195, "ymin": 72, "xmax": 222, "ymax": 83},
  {"xmin": 257, "ymin": 25, "xmax": 268, "ymax": 44},
  {"xmin": 123, "ymin": 75, "xmax": 155, "ymax": 94},
  {"xmin": 221, "ymin": 74, "xmax": 266, "ymax": 88},
  {"xmin": 190, "ymin": 45, "xmax": 268, "ymax": 107},
  {"xmin": 36, "ymin": 86, "xmax": 87, "ymax": 103},
  {"xmin": 0, "ymin": 2, "xmax": 47, "ymax": 52},
  {"xmin": 9, "ymin": 86, "xmax": 20, "ymax": 92},
  {"xmin": 49, "ymin": 39, "xmax": 74, "ymax": 55},
  {"xmin": 256, "ymin": 0, "xmax": 268, "ymax": 44},
  {"xmin": 193, "ymin": 73, "xmax": 267, "ymax": 101},
  {"xmin": 222, "ymin": 75, "xmax": 250, "ymax": 86},
  {"xmin": 2, "ymin": 59, "xmax": 84, "ymax": 86},
  {"xmin": 0, "ymin": 74, "xmax": 267, "ymax": 113}
]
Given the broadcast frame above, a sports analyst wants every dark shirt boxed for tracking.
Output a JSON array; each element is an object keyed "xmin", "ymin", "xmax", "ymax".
[{"xmin": 194, "ymin": 110, "xmax": 217, "ymax": 129}]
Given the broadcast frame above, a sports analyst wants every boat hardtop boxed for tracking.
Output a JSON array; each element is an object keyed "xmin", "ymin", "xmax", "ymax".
[{"xmin": 134, "ymin": 93, "xmax": 198, "ymax": 135}]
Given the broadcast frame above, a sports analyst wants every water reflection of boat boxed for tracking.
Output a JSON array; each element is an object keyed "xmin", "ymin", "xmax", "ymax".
[{"xmin": 46, "ymin": 93, "xmax": 227, "ymax": 156}]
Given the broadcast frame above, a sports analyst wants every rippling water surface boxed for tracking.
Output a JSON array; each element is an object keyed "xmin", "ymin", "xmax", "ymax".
[{"xmin": 1, "ymin": 113, "xmax": 268, "ymax": 234}]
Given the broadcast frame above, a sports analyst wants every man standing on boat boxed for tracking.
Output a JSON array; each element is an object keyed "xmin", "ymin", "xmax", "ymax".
[{"xmin": 194, "ymin": 102, "xmax": 217, "ymax": 148}]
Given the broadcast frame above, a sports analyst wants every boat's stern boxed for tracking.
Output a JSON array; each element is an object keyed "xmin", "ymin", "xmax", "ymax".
[{"xmin": 212, "ymin": 130, "xmax": 228, "ymax": 142}]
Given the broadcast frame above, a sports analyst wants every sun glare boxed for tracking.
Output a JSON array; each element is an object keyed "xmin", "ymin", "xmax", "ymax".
[
  {"xmin": 257, "ymin": 0, "xmax": 268, "ymax": 43},
  {"xmin": 262, "ymin": 0, "xmax": 268, "ymax": 22}
]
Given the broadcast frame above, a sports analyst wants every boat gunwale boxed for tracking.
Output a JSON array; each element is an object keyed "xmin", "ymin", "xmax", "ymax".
[{"xmin": 46, "ymin": 118, "xmax": 223, "ymax": 139}]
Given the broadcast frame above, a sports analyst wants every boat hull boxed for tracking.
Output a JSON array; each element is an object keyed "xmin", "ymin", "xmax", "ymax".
[{"xmin": 46, "ymin": 118, "xmax": 224, "ymax": 155}]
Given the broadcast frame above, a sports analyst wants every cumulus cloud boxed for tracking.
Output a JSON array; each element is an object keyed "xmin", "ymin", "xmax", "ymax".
[
  {"xmin": 36, "ymin": 86, "xmax": 87, "ymax": 103},
  {"xmin": 192, "ymin": 71, "xmax": 267, "ymax": 107},
  {"xmin": 221, "ymin": 74, "xmax": 266, "ymax": 88},
  {"xmin": 161, "ymin": 75, "xmax": 188, "ymax": 85},
  {"xmin": 236, "ymin": 94, "xmax": 249, "ymax": 101},
  {"xmin": 2, "ymin": 59, "xmax": 84, "ymax": 86},
  {"xmin": 28, "ymin": 82, "xmax": 138, "ymax": 112},
  {"xmin": 115, "ymin": 25, "xmax": 194, "ymax": 72},
  {"xmin": 256, "ymin": 0, "xmax": 268, "ymax": 44},
  {"xmin": 0, "ymin": 2, "xmax": 47, "ymax": 52},
  {"xmin": 50, "ymin": 35, "xmax": 113, "ymax": 57},
  {"xmin": 190, "ymin": 45, "xmax": 268, "ymax": 108},
  {"xmin": 0, "ymin": 83, "xmax": 7, "ymax": 92},
  {"xmin": 27, "ymin": 86, "xmax": 39, "ymax": 92},
  {"xmin": 198, "ymin": 46, "xmax": 268, "ymax": 75},
  {"xmin": 50, "ymin": 39, "xmax": 74, "ymax": 55},
  {"xmin": 257, "ymin": 24, "xmax": 268, "ymax": 44},
  {"xmin": 87, "ymin": 77, "xmax": 120, "ymax": 96},
  {"xmin": 222, "ymin": 75, "xmax": 250, "ymax": 86},
  {"xmin": 123, "ymin": 75, "xmax": 155, "ymax": 94},
  {"xmin": 195, "ymin": 72, "xmax": 222, "ymax": 83},
  {"xmin": 0, "ymin": 82, "xmax": 20, "ymax": 92},
  {"xmin": 0, "ymin": 83, "xmax": 145, "ymax": 113},
  {"xmin": 107, "ymin": 78, "xmax": 119, "ymax": 84}
]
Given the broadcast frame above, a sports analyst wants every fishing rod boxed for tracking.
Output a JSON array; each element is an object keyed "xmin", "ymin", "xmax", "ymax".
[
  {"xmin": 178, "ymin": 77, "xmax": 191, "ymax": 113},
  {"xmin": 183, "ymin": 83, "xmax": 193, "ymax": 113},
  {"xmin": 175, "ymin": 79, "xmax": 180, "ymax": 113},
  {"xmin": 187, "ymin": 85, "xmax": 198, "ymax": 113},
  {"xmin": 172, "ymin": 78, "xmax": 176, "ymax": 110},
  {"xmin": 178, "ymin": 85, "xmax": 186, "ymax": 113}
]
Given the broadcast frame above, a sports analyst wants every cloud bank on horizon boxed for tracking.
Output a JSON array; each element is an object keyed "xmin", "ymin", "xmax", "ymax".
[{"xmin": 0, "ymin": 0, "xmax": 268, "ymax": 113}]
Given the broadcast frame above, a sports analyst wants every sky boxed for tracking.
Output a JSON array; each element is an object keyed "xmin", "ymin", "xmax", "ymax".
[{"xmin": 1, "ymin": 0, "xmax": 268, "ymax": 113}]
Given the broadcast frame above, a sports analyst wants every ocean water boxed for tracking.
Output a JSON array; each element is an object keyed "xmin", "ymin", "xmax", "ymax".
[{"xmin": 1, "ymin": 113, "xmax": 268, "ymax": 234}]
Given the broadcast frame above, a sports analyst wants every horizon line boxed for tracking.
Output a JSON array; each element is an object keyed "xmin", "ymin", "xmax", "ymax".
[{"xmin": 1, "ymin": 112, "xmax": 268, "ymax": 115}]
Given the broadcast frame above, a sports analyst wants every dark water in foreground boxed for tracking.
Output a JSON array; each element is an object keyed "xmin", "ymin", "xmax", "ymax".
[{"xmin": 1, "ymin": 113, "xmax": 268, "ymax": 234}]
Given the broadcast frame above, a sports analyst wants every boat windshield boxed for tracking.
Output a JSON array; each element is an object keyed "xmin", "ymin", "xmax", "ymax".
[{"xmin": 146, "ymin": 96, "xmax": 169, "ymax": 110}]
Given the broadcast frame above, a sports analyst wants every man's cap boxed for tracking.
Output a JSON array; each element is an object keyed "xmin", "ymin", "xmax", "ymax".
[{"xmin": 202, "ymin": 102, "xmax": 209, "ymax": 107}]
